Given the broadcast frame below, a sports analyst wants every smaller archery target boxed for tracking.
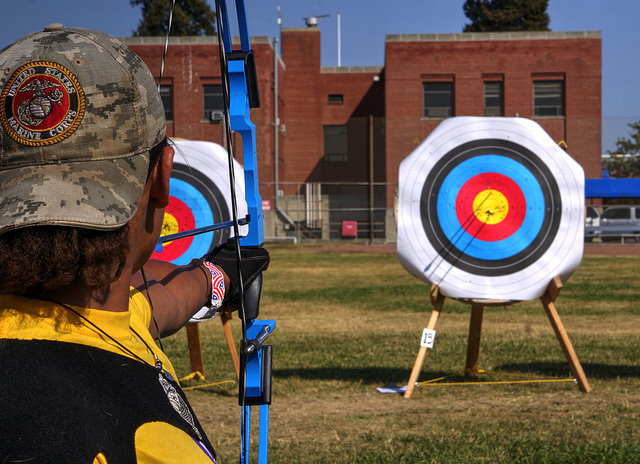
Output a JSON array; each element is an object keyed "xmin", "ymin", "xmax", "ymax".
[
  {"xmin": 159, "ymin": 195, "xmax": 197, "ymax": 262},
  {"xmin": 151, "ymin": 140, "xmax": 247, "ymax": 266},
  {"xmin": 398, "ymin": 117, "xmax": 584, "ymax": 301}
]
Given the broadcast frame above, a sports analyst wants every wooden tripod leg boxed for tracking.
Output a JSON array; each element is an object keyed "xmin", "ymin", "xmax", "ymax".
[
  {"xmin": 540, "ymin": 277, "xmax": 592, "ymax": 393},
  {"xmin": 186, "ymin": 323, "xmax": 205, "ymax": 376},
  {"xmin": 465, "ymin": 303, "xmax": 484, "ymax": 376},
  {"xmin": 220, "ymin": 312, "xmax": 240, "ymax": 379},
  {"xmin": 404, "ymin": 287, "xmax": 445, "ymax": 399}
]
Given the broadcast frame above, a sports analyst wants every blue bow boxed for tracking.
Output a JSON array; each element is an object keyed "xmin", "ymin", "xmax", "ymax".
[
  {"xmin": 214, "ymin": 1, "xmax": 275, "ymax": 463},
  {"xmin": 156, "ymin": 1, "xmax": 274, "ymax": 461}
]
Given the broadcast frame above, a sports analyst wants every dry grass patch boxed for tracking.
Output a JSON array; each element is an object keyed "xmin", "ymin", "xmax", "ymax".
[{"xmin": 161, "ymin": 246, "xmax": 640, "ymax": 463}]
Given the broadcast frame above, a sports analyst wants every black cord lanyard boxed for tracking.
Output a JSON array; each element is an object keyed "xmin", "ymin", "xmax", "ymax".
[
  {"xmin": 51, "ymin": 299, "xmax": 173, "ymax": 381},
  {"xmin": 140, "ymin": 266, "xmax": 165, "ymax": 352}
]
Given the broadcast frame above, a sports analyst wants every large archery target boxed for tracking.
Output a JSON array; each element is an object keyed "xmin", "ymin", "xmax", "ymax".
[
  {"xmin": 398, "ymin": 117, "xmax": 584, "ymax": 301},
  {"xmin": 151, "ymin": 140, "xmax": 247, "ymax": 266}
]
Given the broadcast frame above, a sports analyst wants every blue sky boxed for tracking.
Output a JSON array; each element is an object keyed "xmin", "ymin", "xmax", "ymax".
[{"xmin": 1, "ymin": 0, "xmax": 637, "ymax": 152}]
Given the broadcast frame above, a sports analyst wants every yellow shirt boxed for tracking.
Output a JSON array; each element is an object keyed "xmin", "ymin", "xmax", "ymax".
[
  {"xmin": 0, "ymin": 291, "xmax": 216, "ymax": 463},
  {"xmin": 0, "ymin": 290, "xmax": 178, "ymax": 380}
]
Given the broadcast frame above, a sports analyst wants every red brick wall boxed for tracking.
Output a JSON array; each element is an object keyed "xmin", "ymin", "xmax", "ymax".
[
  {"xmin": 126, "ymin": 30, "xmax": 601, "ymax": 212},
  {"xmin": 280, "ymin": 28, "xmax": 385, "ymax": 192},
  {"xmin": 313, "ymin": 71, "xmax": 384, "ymax": 184},
  {"xmin": 385, "ymin": 32, "xmax": 601, "ymax": 206},
  {"xmin": 125, "ymin": 37, "xmax": 279, "ymax": 200},
  {"xmin": 280, "ymin": 28, "xmax": 322, "ymax": 191}
]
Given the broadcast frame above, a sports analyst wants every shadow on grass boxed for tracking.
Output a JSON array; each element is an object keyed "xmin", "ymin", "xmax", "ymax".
[
  {"xmin": 498, "ymin": 362, "xmax": 640, "ymax": 379},
  {"xmin": 273, "ymin": 362, "xmax": 640, "ymax": 385}
]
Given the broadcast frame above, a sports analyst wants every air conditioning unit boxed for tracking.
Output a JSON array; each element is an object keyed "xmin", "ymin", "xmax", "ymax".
[{"xmin": 210, "ymin": 110, "xmax": 224, "ymax": 122}]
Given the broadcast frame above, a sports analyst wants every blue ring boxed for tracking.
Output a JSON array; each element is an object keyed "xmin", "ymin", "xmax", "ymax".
[
  {"xmin": 436, "ymin": 155, "xmax": 545, "ymax": 260},
  {"xmin": 167, "ymin": 177, "xmax": 215, "ymax": 265}
]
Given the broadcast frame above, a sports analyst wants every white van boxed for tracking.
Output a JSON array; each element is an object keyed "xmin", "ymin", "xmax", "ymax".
[{"xmin": 590, "ymin": 205, "xmax": 640, "ymax": 242}]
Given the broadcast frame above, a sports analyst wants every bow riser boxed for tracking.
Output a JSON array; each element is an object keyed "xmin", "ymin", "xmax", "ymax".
[{"xmin": 227, "ymin": 58, "xmax": 264, "ymax": 247}]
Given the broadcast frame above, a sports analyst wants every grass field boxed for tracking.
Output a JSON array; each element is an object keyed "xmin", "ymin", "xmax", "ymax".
[{"xmin": 163, "ymin": 244, "xmax": 640, "ymax": 463}]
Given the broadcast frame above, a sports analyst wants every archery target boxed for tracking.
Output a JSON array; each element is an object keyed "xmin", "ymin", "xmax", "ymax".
[
  {"xmin": 151, "ymin": 140, "xmax": 247, "ymax": 266},
  {"xmin": 398, "ymin": 117, "xmax": 584, "ymax": 301}
]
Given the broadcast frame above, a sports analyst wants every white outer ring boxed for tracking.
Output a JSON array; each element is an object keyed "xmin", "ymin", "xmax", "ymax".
[
  {"xmin": 397, "ymin": 117, "xmax": 584, "ymax": 301},
  {"xmin": 171, "ymin": 139, "xmax": 247, "ymax": 240},
  {"xmin": 170, "ymin": 140, "xmax": 248, "ymax": 323}
]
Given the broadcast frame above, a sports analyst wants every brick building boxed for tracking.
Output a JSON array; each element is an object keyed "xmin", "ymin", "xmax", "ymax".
[
  {"xmin": 125, "ymin": 28, "xmax": 602, "ymax": 242},
  {"xmin": 125, "ymin": 35, "xmax": 279, "ymax": 197},
  {"xmin": 385, "ymin": 31, "xmax": 602, "ymax": 208}
]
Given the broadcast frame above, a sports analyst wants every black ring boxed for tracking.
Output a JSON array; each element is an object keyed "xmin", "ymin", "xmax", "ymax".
[{"xmin": 420, "ymin": 139, "xmax": 561, "ymax": 276}]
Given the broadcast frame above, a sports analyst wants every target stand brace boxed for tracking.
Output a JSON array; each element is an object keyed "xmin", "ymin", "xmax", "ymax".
[
  {"xmin": 403, "ymin": 276, "xmax": 591, "ymax": 398},
  {"xmin": 186, "ymin": 313, "xmax": 241, "ymax": 380}
]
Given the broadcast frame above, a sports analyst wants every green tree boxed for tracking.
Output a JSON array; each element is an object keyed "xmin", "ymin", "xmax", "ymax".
[
  {"xmin": 463, "ymin": 0, "xmax": 550, "ymax": 32},
  {"xmin": 130, "ymin": 0, "xmax": 216, "ymax": 36},
  {"xmin": 605, "ymin": 121, "xmax": 640, "ymax": 178}
]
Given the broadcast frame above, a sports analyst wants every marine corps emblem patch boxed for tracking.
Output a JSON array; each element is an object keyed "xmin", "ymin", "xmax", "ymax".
[{"xmin": 1, "ymin": 61, "xmax": 85, "ymax": 146}]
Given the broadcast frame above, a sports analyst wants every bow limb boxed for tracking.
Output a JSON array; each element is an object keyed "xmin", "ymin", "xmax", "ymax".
[{"xmin": 215, "ymin": 1, "xmax": 274, "ymax": 463}]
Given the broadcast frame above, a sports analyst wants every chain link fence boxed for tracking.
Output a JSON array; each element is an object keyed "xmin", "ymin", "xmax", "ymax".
[{"xmin": 262, "ymin": 182, "xmax": 397, "ymax": 244}]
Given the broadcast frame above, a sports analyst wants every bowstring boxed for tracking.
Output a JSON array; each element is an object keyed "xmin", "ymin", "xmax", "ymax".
[
  {"xmin": 150, "ymin": 2, "xmax": 252, "ymax": 460},
  {"xmin": 141, "ymin": 267, "xmax": 165, "ymax": 352},
  {"xmin": 157, "ymin": 0, "xmax": 176, "ymax": 92},
  {"xmin": 214, "ymin": 1, "xmax": 250, "ymax": 460},
  {"xmin": 141, "ymin": 0, "xmax": 176, "ymax": 352}
]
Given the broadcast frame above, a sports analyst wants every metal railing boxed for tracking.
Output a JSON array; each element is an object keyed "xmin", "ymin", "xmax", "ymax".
[{"xmin": 262, "ymin": 181, "xmax": 395, "ymax": 244}]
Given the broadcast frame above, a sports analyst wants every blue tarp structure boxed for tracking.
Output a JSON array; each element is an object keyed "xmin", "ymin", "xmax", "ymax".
[{"xmin": 585, "ymin": 178, "xmax": 640, "ymax": 198}]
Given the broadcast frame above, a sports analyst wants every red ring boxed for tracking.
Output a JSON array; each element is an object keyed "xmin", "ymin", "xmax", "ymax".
[
  {"xmin": 455, "ymin": 173, "xmax": 526, "ymax": 241},
  {"xmin": 151, "ymin": 196, "xmax": 195, "ymax": 261}
]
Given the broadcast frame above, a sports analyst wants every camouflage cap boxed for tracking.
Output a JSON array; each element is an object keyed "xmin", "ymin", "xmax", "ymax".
[{"xmin": 0, "ymin": 24, "xmax": 166, "ymax": 233}]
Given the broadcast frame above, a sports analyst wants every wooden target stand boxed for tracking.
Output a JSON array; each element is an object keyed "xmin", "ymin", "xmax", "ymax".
[
  {"xmin": 404, "ymin": 276, "xmax": 591, "ymax": 398},
  {"xmin": 186, "ymin": 312, "xmax": 241, "ymax": 379}
]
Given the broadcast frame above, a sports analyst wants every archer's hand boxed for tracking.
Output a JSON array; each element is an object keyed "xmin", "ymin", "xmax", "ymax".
[{"xmin": 202, "ymin": 242, "xmax": 270, "ymax": 303}]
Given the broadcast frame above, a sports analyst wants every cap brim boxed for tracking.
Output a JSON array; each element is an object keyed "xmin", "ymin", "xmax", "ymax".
[{"xmin": 0, "ymin": 152, "xmax": 149, "ymax": 233}]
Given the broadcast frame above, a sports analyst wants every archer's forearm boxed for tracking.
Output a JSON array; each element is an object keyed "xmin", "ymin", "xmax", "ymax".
[{"xmin": 132, "ymin": 259, "xmax": 227, "ymax": 337}]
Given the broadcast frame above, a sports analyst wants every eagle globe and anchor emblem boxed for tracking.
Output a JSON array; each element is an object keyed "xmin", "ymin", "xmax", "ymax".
[
  {"xmin": 1, "ymin": 61, "xmax": 85, "ymax": 146},
  {"xmin": 16, "ymin": 78, "xmax": 65, "ymax": 127}
]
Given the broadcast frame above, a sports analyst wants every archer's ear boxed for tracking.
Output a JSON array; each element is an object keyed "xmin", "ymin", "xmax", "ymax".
[{"xmin": 150, "ymin": 145, "xmax": 174, "ymax": 208}]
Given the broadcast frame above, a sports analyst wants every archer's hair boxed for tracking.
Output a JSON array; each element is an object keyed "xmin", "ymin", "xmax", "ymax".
[
  {"xmin": 0, "ymin": 138, "xmax": 169, "ymax": 295},
  {"xmin": 0, "ymin": 225, "xmax": 130, "ymax": 294}
]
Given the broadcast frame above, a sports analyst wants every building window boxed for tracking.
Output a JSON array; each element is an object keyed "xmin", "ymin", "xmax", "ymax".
[
  {"xmin": 203, "ymin": 84, "xmax": 224, "ymax": 121},
  {"xmin": 328, "ymin": 94, "xmax": 344, "ymax": 105},
  {"xmin": 484, "ymin": 81, "xmax": 503, "ymax": 116},
  {"xmin": 324, "ymin": 125, "xmax": 348, "ymax": 162},
  {"xmin": 533, "ymin": 80, "xmax": 564, "ymax": 117},
  {"xmin": 423, "ymin": 82, "xmax": 453, "ymax": 118},
  {"xmin": 159, "ymin": 84, "xmax": 173, "ymax": 121}
]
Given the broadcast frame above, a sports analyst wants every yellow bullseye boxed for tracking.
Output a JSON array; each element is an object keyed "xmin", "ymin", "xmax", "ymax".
[
  {"xmin": 160, "ymin": 212, "xmax": 179, "ymax": 245},
  {"xmin": 473, "ymin": 189, "xmax": 509, "ymax": 224}
]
